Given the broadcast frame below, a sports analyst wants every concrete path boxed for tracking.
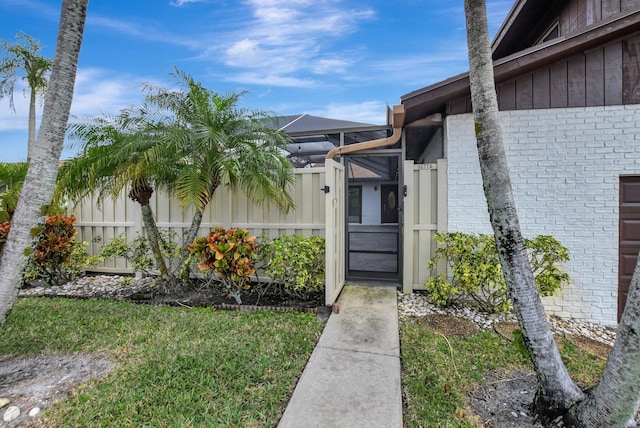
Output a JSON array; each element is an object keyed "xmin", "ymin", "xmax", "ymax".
[{"xmin": 278, "ymin": 285, "xmax": 402, "ymax": 428}]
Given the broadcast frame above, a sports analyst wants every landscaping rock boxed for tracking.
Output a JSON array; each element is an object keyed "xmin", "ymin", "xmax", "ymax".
[
  {"xmin": 0, "ymin": 398, "xmax": 9, "ymax": 408},
  {"xmin": 3, "ymin": 406, "xmax": 20, "ymax": 422}
]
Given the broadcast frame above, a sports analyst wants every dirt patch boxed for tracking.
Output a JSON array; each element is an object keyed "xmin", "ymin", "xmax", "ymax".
[
  {"xmin": 418, "ymin": 314, "xmax": 479, "ymax": 338},
  {"xmin": 130, "ymin": 285, "xmax": 324, "ymax": 311},
  {"xmin": 493, "ymin": 321, "xmax": 612, "ymax": 360},
  {"xmin": 467, "ymin": 368, "xmax": 545, "ymax": 428},
  {"xmin": 564, "ymin": 334, "xmax": 612, "ymax": 360},
  {"xmin": 493, "ymin": 321, "xmax": 520, "ymax": 341},
  {"xmin": 0, "ymin": 353, "xmax": 114, "ymax": 427}
]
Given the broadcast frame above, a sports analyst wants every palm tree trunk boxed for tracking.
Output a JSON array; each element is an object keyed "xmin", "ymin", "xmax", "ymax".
[
  {"xmin": 463, "ymin": 0, "xmax": 584, "ymax": 415},
  {"xmin": 128, "ymin": 183, "xmax": 169, "ymax": 278},
  {"xmin": 179, "ymin": 209, "xmax": 204, "ymax": 280},
  {"xmin": 27, "ymin": 87, "xmax": 36, "ymax": 161},
  {"xmin": 567, "ymin": 252, "xmax": 640, "ymax": 427},
  {"xmin": 139, "ymin": 202, "xmax": 169, "ymax": 277},
  {"xmin": 0, "ymin": 0, "xmax": 88, "ymax": 327}
]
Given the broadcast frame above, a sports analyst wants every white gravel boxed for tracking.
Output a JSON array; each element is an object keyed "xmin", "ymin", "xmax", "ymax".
[{"xmin": 398, "ymin": 291, "xmax": 617, "ymax": 347}]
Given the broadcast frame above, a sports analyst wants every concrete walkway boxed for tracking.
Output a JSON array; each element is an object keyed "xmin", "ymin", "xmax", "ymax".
[{"xmin": 278, "ymin": 285, "xmax": 402, "ymax": 428}]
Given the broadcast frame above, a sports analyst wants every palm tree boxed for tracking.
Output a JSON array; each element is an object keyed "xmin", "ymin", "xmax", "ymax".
[
  {"xmin": 57, "ymin": 115, "xmax": 177, "ymax": 277},
  {"xmin": 140, "ymin": 70, "xmax": 295, "ymax": 273},
  {"xmin": 463, "ymin": 0, "xmax": 585, "ymax": 416},
  {"xmin": 58, "ymin": 70, "xmax": 294, "ymax": 280},
  {"xmin": 0, "ymin": 0, "xmax": 89, "ymax": 328},
  {"xmin": 465, "ymin": 1, "xmax": 640, "ymax": 425},
  {"xmin": 0, "ymin": 162, "xmax": 28, "ymax": 222},
  {"xmin": 0, "ymin": 33, "xmax": 53, "ymax": 161}
]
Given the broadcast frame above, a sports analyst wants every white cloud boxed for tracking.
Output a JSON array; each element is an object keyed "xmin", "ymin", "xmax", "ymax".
[
  {"xmin": 0, "ymin": 82, "xmax": 31, "ymax": 132},
  {"xmin": 309, "ymin": 101, "xmax": 388, "ymax": 125},
  {"xmin": 312, "ymin": 58, "xmax": 349, "ymax": 75},
  {"xmin": 87, "ymin": 16, "xmax": 200, "ymax": 50},
  {"xmin": 225, "ymin": 39, "xmax": 263, "ymax": 67},
  {"xmin": 226, "ymin": 72, "xmax": 315, "ymax": 88},
  {"xmin": 170, "ymin": 0, "xmax": 208, "ymax": 6},
  {"xmin": 254, "ymin": 7, "xmax": 301, "ymax": 23},
  {"xmin": 211, "ymin": 1, "xmax": 375, "ymax": 87},
  {"xmin": 0, "ymin": 68, "xmax": 145, "ymax": 133},
  {"xmin": 70, "ymin": 68, "xmax": 143, "ymax": 117}
]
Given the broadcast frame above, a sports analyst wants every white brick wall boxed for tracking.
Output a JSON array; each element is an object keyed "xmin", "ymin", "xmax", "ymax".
[{"xmin": 445, "ymin": 105, "xmax": 640, "ymax": 326}]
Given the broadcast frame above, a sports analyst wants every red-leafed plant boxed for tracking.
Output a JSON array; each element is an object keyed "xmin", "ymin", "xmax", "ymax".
[
  {"xmin": 189, "ymin": 227, "xmax": 258, "ymax": 304},
  {"xmin": 29, "ymin": 215, "xmax": 79, "ymax": 286},
  {"xmin": 0, "ymin": 221, "xmax": 10, "ymax": 254},
  {"xmin": 1, "ymin": 215, "xmax": 95, "ymax": 287}
]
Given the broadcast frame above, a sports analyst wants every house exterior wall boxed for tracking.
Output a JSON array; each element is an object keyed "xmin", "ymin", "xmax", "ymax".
[
  {"xmin": 445, "ymin": 104, "xmax": 640, "ymax": 326},
  {"xmin": 361, "ymin": 183, "xmax": 381, "ymax": 224}
]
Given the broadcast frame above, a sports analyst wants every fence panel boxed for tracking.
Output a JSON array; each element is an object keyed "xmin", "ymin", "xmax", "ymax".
[
  {"xmin": 73, "ymin": 168, "xmax": 326, "ymax": 273},
  {"xmin": 402, "ymin": 159, "xmax": 447, "ymax": 292}
]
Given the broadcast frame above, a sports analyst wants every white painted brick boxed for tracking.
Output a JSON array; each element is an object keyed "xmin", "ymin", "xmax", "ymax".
[{"xmin": 446, "ymin": 105, "xmax": 640, "ymax": 325}]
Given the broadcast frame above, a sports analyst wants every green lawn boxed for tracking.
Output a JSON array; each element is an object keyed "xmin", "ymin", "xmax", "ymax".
[
  {"xmin": 0, "ymin": 298, "xmax": 324, "ymax": 427},
  {"xmin": 400, "ymin": 318, "xmax": 606, "ymax": 427}
]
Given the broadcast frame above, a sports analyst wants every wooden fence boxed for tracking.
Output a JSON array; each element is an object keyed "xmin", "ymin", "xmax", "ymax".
[
  {"xmin": 73, "ymin": 159, "xmax": 448, "ymax": 296},
  {"xmin": 402, "ymin": 159, "xmax": 448, "ymax": 293},
  {"xmin": 73, "ymin": 168, "xmax": 326, "ymax": 273}
]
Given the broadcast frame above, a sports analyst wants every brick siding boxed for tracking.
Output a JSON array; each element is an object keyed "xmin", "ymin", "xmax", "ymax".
[{"xmin": 445, "ymin": 105, "xmax": 640, "ymax": 326}]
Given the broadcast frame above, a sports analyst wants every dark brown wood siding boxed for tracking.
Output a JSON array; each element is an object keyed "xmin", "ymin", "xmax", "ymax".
[
  {"xmin": 447, "ymin": 33, "xmax": 640, "ymax": 114},
  {"xmin": 619, "ymin": 177, "xmax": 640, "ymax": 321},
  {"xmin": 561, "ymin": 0, "xmax": 640, "ymax": 35}
]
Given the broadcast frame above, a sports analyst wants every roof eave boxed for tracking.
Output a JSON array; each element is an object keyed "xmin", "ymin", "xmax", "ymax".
[{"xmin": 402, "ymin": 7, "xmax": 640, "ymax": 124}]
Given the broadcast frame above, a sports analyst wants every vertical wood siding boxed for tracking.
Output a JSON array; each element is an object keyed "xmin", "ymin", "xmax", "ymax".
[
  {"xmin": 562, "ymin": 0, "xmax": 640, "ymax": 32},
  {"xmin": 451, "ymin": 35, "xmax": 639, "ymax": 113}
]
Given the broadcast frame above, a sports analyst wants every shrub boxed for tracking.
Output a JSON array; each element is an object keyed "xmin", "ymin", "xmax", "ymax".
[
  {"xmin": 189, "ymin": 227, "xmax": 258, "ymax": 304},
  {"xmin": 257, "ymin": 235, "xmax": 325, "ymax": 300},
  {"xmin": 0, "ymin": 221, "xmax": 9, "ymax": 254},
  {"xmin": 99, "ymin": 230, "xmax": 182, "ymax": 277},
  {"xmin": 24, "ymin": 215, "xmax": 100, "ymax": 286},
  {"xmin": 425, "ymin": 232, "xmax": 570, "ymax": 313}
]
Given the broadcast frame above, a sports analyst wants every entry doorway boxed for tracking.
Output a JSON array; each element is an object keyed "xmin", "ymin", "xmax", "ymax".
[
  {"xmin": 619, "ymin": 176, "xmax": 640, "ymax": 321},
  {"xmin": 345, "ymin": 154, "xmax": 401, "ymax": 282}
]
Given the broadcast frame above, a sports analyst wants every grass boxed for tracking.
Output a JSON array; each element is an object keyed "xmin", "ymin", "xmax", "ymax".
[
  {"xmin": 400, "ymin": 318, "xmax": 607, "ymax": 427},
  {"xmin": 0, "ymin": 297, "xmax": 324, "ymax": 427}
]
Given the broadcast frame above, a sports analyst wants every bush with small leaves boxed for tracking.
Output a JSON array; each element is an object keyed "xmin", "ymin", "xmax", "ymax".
[
  {"xmin": 425, "ymin": 232, "xmax": 570, "ymax": 313},
  {"xmin": 257, "ymin": 235, "xmax": 325, "ymax": 300},
  {"xmin": 99, "ymin": 230, "xmax": 182, "ymax": 277},
  {"xmin": 189, "ymin": 227, "xmax": 257, "ymax": 304}
]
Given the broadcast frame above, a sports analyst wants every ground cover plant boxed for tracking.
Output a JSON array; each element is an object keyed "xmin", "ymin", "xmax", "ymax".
[
  {"xmin": 400, "ymin": 317, "xmax": 606, "ymax": 427},
  {"xmin": 0, "ymin": 297, "xmax": 323, "ymax": 427}
]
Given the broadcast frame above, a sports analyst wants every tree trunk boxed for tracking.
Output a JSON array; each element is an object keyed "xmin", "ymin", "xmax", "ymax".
[
  {"xmin": 567, "ymin": 252, "xmax": 640, "ymax": 427},
  {"xmin": 463, "ymin": 0, "xmax": 584, "ymax": 415},
  {"xmin": 139, "ymin": 202, "xmax": 169, "ymax": 278},
  {"xmin": 27, "ymin": 87, "xmax": 36, "ymax": 162},
  {"xmin": 0, "ymin": 0, "xmax": 88, "ymax": 327},
  {"xmin": 179, "ymin": 209, "xmax": 204, "ymax": 280},
  {"xmin": 128, "ymin": 183, "xmax": 169, "ymax": 277}
]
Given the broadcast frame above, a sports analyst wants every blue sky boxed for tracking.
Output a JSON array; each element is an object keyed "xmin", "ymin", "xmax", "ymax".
[{"xmin": 0, "ymin": 0, "xmax": 513, "ymax": 162}]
